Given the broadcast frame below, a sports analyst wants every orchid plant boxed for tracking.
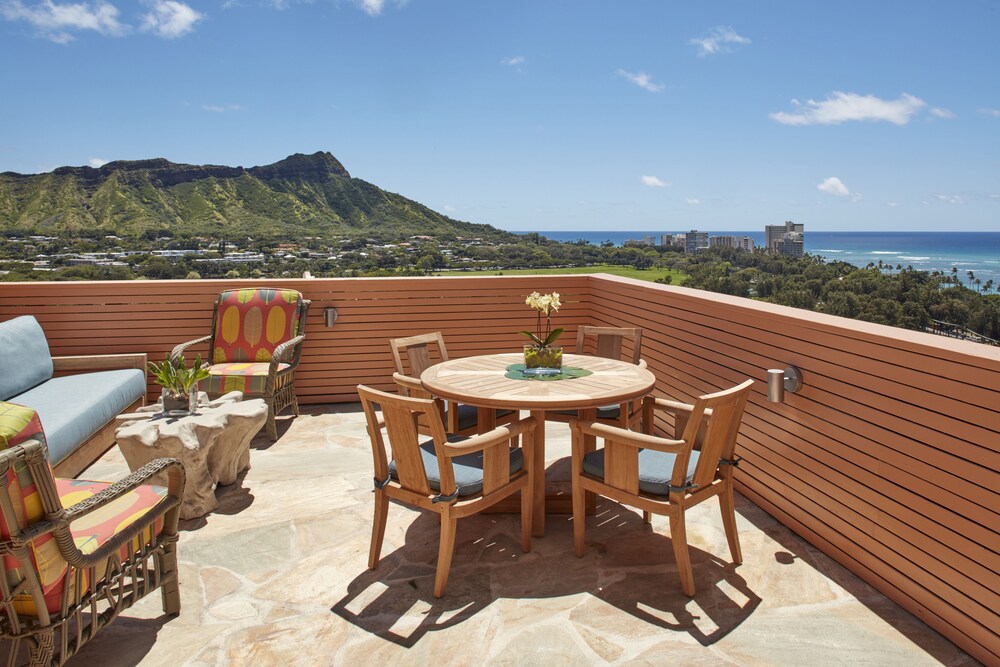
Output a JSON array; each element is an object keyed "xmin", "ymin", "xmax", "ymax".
[{"xmin": 520, "ymin": 291, "xmax": 564, "ymax": 349}]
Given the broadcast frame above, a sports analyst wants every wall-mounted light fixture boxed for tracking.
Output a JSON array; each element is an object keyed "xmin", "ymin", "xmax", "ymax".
[
  {"xmin": 324, "ymin": 307, "xmax": 339, "ymax": 327},
  {"xmin": 767, "ymin": 366, "xmax": 802, "ymax": 403}
]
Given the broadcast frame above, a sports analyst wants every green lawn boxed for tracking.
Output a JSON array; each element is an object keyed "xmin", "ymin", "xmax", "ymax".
[{"xmin": 436, "ymin": 264, "xmax": 686, "ymax": 284}]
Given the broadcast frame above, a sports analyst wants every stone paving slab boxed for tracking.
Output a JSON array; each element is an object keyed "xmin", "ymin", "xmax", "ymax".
[{"xmin": 65, "ymin": 404, "xmax": 977, "ymax": 667}]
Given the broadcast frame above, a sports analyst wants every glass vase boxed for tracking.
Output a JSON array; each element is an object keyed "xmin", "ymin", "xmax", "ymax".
[
  {"xmin": 161, "ymin": 388, "xmax": 191, "ymax": 417},
  {"xmin": 524, "ymin": 344, "xmax": 563, "ymax": 375}
]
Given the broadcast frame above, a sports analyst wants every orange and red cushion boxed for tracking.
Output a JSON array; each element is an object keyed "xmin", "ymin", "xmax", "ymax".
[
  {"xmin": 8, "ymin": 478, "xmax": 167, "ymax": 617},
  {"xmin": 202, "ymin": 362, "xmax": 292, "ymax": 396},
  {"xmin": 211, "ymin": 288, "xmax": 304, "ymax": 365},
  {"xmin": 1, "ymin": 402, "xmax": 168, "ymax": 617}
]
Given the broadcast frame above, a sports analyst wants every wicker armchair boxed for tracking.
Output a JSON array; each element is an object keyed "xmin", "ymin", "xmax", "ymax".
[
  {"xmin": 0, "ymin": 402, "xmax": 184, "ymax": 666},
  {"xmin": 173, "ymin": 288, "xmax": 310, "ymax": 440}
]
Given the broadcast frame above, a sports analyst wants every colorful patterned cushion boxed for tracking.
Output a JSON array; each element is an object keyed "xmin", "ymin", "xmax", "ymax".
[
  {"xmin": 211, "ymin": 288, "xmax": 304, "ymax": 365},
  {"xmin": 203, "ymin": 362, "xmax": 292, "ymax": 396},
  {"xmin": 1, "ymin": 402, "xmax": 168, "ymax": 617},
  {"xmin": 8, "ymin": 478, "xmax": 167, "ymax": 617}
]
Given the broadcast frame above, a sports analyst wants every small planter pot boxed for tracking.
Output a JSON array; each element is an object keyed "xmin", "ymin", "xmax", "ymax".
[
  {"xmin": 161, "ymin": 388, "xmax": 198, "ymax": 417},
  {"xmin": 524, "ymin": 345, "xmax": 563, "ymax": 376}
]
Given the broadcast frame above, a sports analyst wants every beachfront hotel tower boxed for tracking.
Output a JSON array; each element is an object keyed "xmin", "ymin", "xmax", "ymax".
[{"xmin": 766, "ymin": 221, "xmax": 804, "ymax": 257}]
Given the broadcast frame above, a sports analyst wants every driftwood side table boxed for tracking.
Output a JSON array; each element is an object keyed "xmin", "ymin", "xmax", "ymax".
[{"xmin": 115, "ymin": 391, "xmax": 267, "ymax": 519}]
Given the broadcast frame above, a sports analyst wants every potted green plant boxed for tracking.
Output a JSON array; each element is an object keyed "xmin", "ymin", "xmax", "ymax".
[
  {"xmin": 148, "ymin": 353, "xmax": 211, "ymax": 416},
  {"xmin": 520, "ymin": 291, "xmax": 564, "ymax": 374}
]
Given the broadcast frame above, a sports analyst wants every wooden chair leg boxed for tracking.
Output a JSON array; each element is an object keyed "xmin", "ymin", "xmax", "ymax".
[
  {"xmin": 670, "ymin": 511, "xmax": 696, "ymax": 596},
  {"xmin": 520, "ymin": 485, "xmax": 532, "ymax": 553},
  {"xmin": 571, "ymin": 476, "xmax": 586, "ymax": 558},
  {"xmin": 719, "ymin": 486, "xmax": 743, "ymax": 565},
  {"xmin": 642, "ymin": 510, "xmax": 652, "ymax": 525},
  {"xmin": 434, "ymin": 511, "xmax": 458, "ymax": 598},
  {"xmin": 368, "ymin": 489, "xmax": 389, "ymax": 569}
]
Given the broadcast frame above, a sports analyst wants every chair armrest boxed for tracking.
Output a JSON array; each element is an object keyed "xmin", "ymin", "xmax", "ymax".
[
  {"xmin": 172, "ymin": 336, "xmax": 211, "ymax": 358},
  {"xmin": 569, "ymin": 419, "xmax": 686, "ymax": 454},
  {"xmin": 272, "ymin": 334, "xmax": 305, "ymax": 364},
  {"xmin": 52, "ymin": 353, "xmax": 147, "ymax": 372},
  {"xmin": 440, "ymin": 418, "xmax": 536, "ymax": 457},
  {"xmin": 46, "ymin": 458, "xmax": 185, "ymax": 569}
]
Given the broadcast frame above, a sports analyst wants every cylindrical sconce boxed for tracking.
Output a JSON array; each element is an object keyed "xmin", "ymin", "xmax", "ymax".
[
  {"xmin": 324, "ymin": 307, "xmax": 339, "ymax": 327},
  {"xmin": 767, "ymin": 366, "xmax": 803, "ymax": 403}
]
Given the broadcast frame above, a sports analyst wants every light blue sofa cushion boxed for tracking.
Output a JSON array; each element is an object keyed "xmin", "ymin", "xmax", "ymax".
[
  {"xmin": 583, "ymin": 448, "xmax": 701, "ymax": 496},
  {"xmin": 0, "ymin": 316, "xmax": 54, "ymax": 401},
  {"xmin": 12, "ymin": 369, "xmax": 146, "ymax": 465},
  {"xmin": 389, "ymin": 436, "xmax": 524, "ymax": 497}
]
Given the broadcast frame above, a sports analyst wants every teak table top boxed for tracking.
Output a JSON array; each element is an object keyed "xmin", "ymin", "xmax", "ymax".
[{"xmin": 420, "ymin": 352, "xmax": 657, "ymax": 412}]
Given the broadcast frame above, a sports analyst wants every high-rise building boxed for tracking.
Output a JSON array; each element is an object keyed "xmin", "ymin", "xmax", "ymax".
[
  {"xmin": 685, "ymin": 230, "xmax": 709, "ymax": 253},
  {"xmin": 710, "ymin": 235, "xmax": 756, "ymax": 251},
  {"xmin": 765, "ymin": 221, "xmax": 804, "ymax": 257}
]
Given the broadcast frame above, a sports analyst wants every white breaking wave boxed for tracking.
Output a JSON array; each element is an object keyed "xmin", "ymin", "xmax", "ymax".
[
  {"xmin": 871, "ymin": 251, "xmax": 902, "ymax": 255},
  {"xmin": 815, "ymin": 249, "xmax": 843, "ymax": 253},
  {"xmin": 899, "ymin": 256, "xmax": 930, "ymax": 261}
]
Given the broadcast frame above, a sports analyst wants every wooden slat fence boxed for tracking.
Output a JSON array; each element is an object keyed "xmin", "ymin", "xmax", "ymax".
[{"xmin": 0, "ymin": 274, "xmax": 997, "ymax": 662}]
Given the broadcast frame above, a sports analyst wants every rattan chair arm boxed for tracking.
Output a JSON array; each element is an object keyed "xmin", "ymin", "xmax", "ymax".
[
  {"xmin": 569, "ymin": 419, "xmax": 686, "ymax": 453},
  {"xmin": 54, "ymin": 459, "xmax": 185, "ymax": 568},
  {"xmin": 272, "ymin": 334, "xmax": 305, "ymax": 364},
  {"xmin": 439, "ymin": 418, "xmax": 536, "ymax": 457},
  {"xmin": 172, "ymin": 335, "xmax": 211, "ymax": 358}
]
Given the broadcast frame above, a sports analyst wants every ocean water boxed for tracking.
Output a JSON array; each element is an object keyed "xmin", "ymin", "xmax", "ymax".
[{"xmin": 523, "ymin": 231, "xmax": 1000, "ymax": 286}]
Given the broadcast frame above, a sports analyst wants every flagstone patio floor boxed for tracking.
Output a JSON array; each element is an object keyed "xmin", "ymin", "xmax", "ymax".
[{"xmin": 64, "ymin": 404, "xmax": 976, "ymax": 667}]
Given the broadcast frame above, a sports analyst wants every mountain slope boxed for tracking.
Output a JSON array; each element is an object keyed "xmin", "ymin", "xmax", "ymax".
[{"xmin": 0, "ymin": 152, "xmax": 506, "ymax": 239}]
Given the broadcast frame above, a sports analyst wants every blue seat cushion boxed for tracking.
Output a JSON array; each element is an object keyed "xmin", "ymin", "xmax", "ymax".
[
  {"xmin": 12, "ymin": 369, "xmax": 147, "ymax": 465},
  {"xmin": 583, "ymin": 448, "xmax": 701, "ymax": 496},
  {"xmin": 453, "ymin": 405, "xmax": 517, "ymax": 432},
  {"xmin": 548, "ymin": 405, "xmax": 622, "ymax": 421},
  {"xmin": 388, "ymin": 436, "xmax": 524, "ymax": 497},
  {"xmin": 0, "ymin": 316, "xmax": 54, "ymax": 401}
]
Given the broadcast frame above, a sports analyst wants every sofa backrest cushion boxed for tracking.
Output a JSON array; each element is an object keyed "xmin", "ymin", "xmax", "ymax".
[{"xmin": 0, "ymin": 316, "xmax": 54, "ymax": 401}]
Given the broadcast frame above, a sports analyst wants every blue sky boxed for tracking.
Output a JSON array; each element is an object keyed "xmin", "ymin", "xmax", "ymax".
[{"xmin": 1, "ymin": 0, "xmax": 998, "ymax": 232}]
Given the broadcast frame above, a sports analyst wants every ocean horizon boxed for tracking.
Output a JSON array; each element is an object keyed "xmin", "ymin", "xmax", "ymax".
[{"xmin": 516, "ymin": 230, "xmax": 1000, "ymax": 286}]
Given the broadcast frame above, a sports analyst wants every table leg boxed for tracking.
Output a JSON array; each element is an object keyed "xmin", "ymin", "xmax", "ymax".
[
  {"xmin": 580, "ymin": 407, "xmax": 598, "ymax": 513},
  {"xmin": 476, "ymin": 406, "xmax": 497, "ymax": 434},
  {"xmin": 530, "ymin": 409, "xmax": 546, "ymax": 537}
]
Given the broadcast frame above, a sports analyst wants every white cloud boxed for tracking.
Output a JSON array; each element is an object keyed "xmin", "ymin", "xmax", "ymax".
[
  {"xmin": 641, "ymin": 175, "xmax": 669, "ymax": 188},
  {"xmin": 358, "ymin": 0, "xmax": 383, "ymax": 15},
  {"xmin": 771, "ymin": 91, "xmax": 926, "ymax": 126},
  {"xmin": 886, "ymin": 201, "xmax": 901, "ymax": 207},
  {"xmin": 929, "ymin": 107, "xmax": 955, "ymax": 119},
  {"xmin": 935, "ymin": 194, "xmax": 963, "ymax": 205},
  {"xmin": 689, "ymin": 26, "xmax": 750, "ymax": 56},
  {"xmin": 88, "ymin": 157, "xmax": 108, "ymax": 167},
  {"xmin": 616, "ymin": 69, "xmax": 664, "ymax": 93},
  {"xmin": 140, "ymin": 0, "xmax": 201, "ymax": 38},
  {"xmin": 443, "ymin": 204, "xmax": 456, "ymax": 212},
  {"xmin": 501, "ymin": 56, "xmax": 525, "ymax": 66},
  {"xmin": 1, "ymin": 0, "xmax": 128, "ymax": 42},
  {"xmin": 817, "ymin": 176, "xmax": 850, "ymax": 197},
  {"xmin": 685, "ymin": 198, "xmax": 700, "ymax": 205},
  {"xmin": 201, "ymin": 103, "xmax": 246, "ymax": 113},
  {"xmin": 979, "ymin": 108, "xmax": 1000, "ymax": 117}
]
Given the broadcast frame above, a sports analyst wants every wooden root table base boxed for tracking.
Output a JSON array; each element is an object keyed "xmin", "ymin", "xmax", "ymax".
[
  {"xmin": 421, "ymin": 353, "xmax": 656, "ymax": 536},
  {"xmin": 115, "ymin": 391, "xmax": 268, "ymax": 519}
]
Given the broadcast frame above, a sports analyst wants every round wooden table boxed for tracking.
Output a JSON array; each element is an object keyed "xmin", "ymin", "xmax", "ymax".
[{"xmin": 421, "ymin": 353, "xmax": 656, "ymax": 536}]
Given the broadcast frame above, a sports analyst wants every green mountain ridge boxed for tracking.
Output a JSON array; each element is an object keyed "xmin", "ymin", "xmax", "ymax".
[{"xmin": 0, "ymin": 151, "xmax": 507, "ymax": 240}]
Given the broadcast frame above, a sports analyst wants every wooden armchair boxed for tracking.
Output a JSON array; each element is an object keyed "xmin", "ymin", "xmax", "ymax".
[
  {"xmin": 569, "ymin": 379, "xmax": 754, "ymax": 596},
  {"xmin": 389, "ymin": 332, "xmax": 518, "ymax": 435},
  {"xmin": 0, "ymin": 402, "xmax": 184, "ymax": 666},
  {"xmin": 358, "ymin": 385, "xmax": 534, "ymax": 597},
  {"xmin": 173, "ymin": 287, "xmax": 310, "ymax": 440},
  {"xmin": 548, "ymin": 326, "xmax": 645, "ymax": 428}
]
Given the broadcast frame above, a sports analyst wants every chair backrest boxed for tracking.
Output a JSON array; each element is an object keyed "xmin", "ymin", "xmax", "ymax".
[
  {"xmin": 0, "ymin": 316, "xmax": 54, "ymax": 401},
  {"xmin": 576, "ymin": 326, "xmax": 642, "ymax": 365},
  {"xmin": 680, "ymin": 380, "xmax": 754, "ymax": 491},
  {"xmin": 389, "ymin": 332, "xmax": 448, "ymax": 378},
  {"xmin": 209, "ymin": 288, "xmax": 308, "ymax": 364},
  {"xmin": 358, "ymin": 384, "xmax": 455, "ymax": 498}
]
